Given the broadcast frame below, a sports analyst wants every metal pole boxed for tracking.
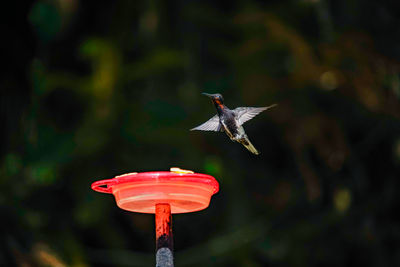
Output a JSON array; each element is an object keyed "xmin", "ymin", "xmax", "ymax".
[{"xmin": 155, "ymin": 203, "xmax": 174, "ymax": 267}]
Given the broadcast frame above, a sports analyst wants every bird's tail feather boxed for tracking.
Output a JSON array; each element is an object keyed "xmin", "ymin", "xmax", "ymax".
[{"xmin": 239, "ymin": 138, "xmax": 259, "ymax": 155}]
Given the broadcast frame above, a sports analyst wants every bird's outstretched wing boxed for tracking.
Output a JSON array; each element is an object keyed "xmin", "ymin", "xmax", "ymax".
[
  {"xmin": 190, "ymin": 115, "xmax": 222, "ymax": 131},
  {"xmin": 234, "ymin": 104, "xmax": 277, "ymax": 126}
]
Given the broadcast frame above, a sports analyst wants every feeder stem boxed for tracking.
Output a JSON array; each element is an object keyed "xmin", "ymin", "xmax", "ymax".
[{"xmin": 155, "ymin": 203, "xmax": 174, "ymax": 267}]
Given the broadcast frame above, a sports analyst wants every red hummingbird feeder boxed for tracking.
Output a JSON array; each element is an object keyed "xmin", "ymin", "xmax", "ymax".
[{"xmin": 91, "ymin": 167, "xmax": 219, "ymax": 266}]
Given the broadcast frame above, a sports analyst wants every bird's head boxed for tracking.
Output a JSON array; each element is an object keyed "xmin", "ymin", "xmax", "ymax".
[{"xmin": 202, "ymin": 93, "xmax": 224, "ymax": 105}]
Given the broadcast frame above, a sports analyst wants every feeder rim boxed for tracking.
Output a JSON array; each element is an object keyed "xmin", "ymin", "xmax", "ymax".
[{"xmin": 91, "ymin": 171, "xmax": 219, "ymax": 195}]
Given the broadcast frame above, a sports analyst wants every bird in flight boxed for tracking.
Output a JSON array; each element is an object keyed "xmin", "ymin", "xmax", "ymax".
[{"xmin": 191, "ymin": 93, "xmax": 277, "ymax": 155}]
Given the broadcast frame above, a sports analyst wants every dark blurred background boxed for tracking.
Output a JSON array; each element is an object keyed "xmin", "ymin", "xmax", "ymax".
[{"xmin": 2, "ymin": 0, "xmax": 400, "ymax": 266}]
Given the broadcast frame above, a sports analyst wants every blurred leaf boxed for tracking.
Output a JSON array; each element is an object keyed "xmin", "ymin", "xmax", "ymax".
[
  {"xmin": 204, "ymin": 156, "xmax": 223, "ymax": 178},
  {"xmin": 29, "ymin": 2, "xmax": 62, "ymax": 42},
  {"xmin": 334, "ymin": 188, "xmax": 351, "ymax": 213},
  {"xmin": 80, "ymin": 38, "xmax": 120, "ymax": 100},
  {"xmin": 27, "ymin": 162, "xmax": 57, "ymax": 185}
]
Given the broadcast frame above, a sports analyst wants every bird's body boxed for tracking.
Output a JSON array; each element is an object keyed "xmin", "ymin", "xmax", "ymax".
[{"xmin": 191, "ymin": 93, "xmax": 276, "ymax": 155}]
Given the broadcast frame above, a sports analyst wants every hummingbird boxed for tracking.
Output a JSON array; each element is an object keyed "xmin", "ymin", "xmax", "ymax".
[{"xmin": 191, "ymin": 93, "xmax": 277, "ymax": 155}]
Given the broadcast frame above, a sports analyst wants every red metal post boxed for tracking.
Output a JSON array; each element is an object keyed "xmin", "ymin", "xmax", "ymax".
[{"xmin": 155, "ymin": 203, "xmax": 173, "ymax": 267}]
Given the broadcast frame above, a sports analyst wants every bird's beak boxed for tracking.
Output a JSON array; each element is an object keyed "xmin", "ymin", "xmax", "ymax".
[{"xmin": 201, "ymin": 93, "xmax": 213, "ymax": 98}]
